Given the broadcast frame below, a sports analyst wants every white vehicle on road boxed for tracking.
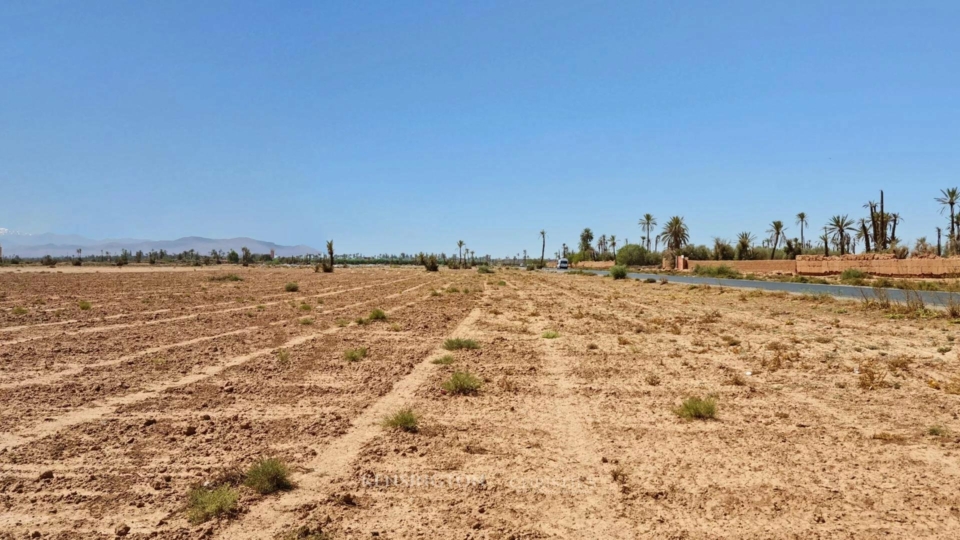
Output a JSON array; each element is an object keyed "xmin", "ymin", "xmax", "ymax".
[{"xmin": 557, "ymin": 258, "xmax": 569, "ymax": 270}]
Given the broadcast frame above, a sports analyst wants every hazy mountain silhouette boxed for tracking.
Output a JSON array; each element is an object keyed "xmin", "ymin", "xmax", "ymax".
[{"xmin": 0, "ymin": 229, "xmax": 319, "ymax": 258}]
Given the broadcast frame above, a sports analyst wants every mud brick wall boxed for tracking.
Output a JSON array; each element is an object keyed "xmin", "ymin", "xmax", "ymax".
[
  {"xmin": 689, "ymin": 260, "xmax": 798, "ymax": 274},
  {"xmin": 797, "ymin": 258, "xmax": 960, "ymax": 277}
]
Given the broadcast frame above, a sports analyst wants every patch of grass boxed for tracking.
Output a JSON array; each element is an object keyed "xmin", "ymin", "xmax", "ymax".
[
  {"xmin": 368, "ymin": 308, "xmax": 387, "ymax": 321},
  {"xmin": 442, "ymin": 371, "xmax": 482, "ymax": 395},
  {"xmin": 431, "ymin": 354, "xmax": 455, "ymax": 365},
  {"xmin": 244, "ymin": 458, "xmax": 292, "ymax": 495},
  {"xmin": 187, "ymin": 485, "xmax": 239, "ymax": 524},
  {"xmin": 928, "ymin": 425, "xmax": 949, "ymax": 437},
  {"xmin": 210, "ymin": 274, "xmax": 243, "ymax": 282},
  {"xmin": 284, "ymin": 282, "xmax": 299, "ymax": 292},
  {"xmin": 692, "ymin": 265, "xmax": 742, "ymax": 279},
  {"xmin": 343, "ymin": 347, "xmax": 368, "ymax": 362},
  {"xmin": 354, "ymin": 317, "xmax": 368, "ymax": 326},
  {"xmin": 645, "ymin": 373, "xmax": 661, "ymax": 386},
  {"xmin": 298, "ymin": 317, "xmax": 314, "ymax": 325},
  {"xmin": 840, "ymin": 268, "xmax": 870, "ymax": 285},
  {"xmin": 644, "ymin": 278, "xmax": 657, "ymax": 284},
  {"xmin": 443, "ymin": 338, "xmax": 479, "ymax": 351},
  {"xmin": 276, "ymin": 349, "xmax": 290, "ymax": 363},
  {"xmin": 446, "ymin": 286, "xmax": 460, "ymax": 293},
  {"xmin": 938, "ymin": 346, "xmax": 953, "ymax": 354},
  {"xmin": 389, "ymin": 323, "xmax": 402, "ymax": 332},
  {"xmin": 335, "ymin": 318, "xmax": 349, "ymax": 327},
  {"xmin": 382, "ymin": 408, "xmax": 419, "ymax": 432},
  {"xmin": 609, "ymin": 265, "xmax": 628, "ymax": 280},
  {"xmin": 477, "ymin": 265, "xmax": 494, "ymax": 274},
  {"xmin": 299, "ymin": 303, "xmax": 312, "ymax": 311},
  {"xmin": 541, "ymin": 330, "xmax": 560, "ymax": 339},
  {"xmin": 12, "ymin": 307, "xmax": 27, "ymax": 315},
  {"xmin": 497, "ymin": 280, "xmax": 506, "ymax": 286},
  {"xmin": 78, "ymin": 300, "xmax": 92, "ymax": 310},
  {"xmin": 674, "ymin": 397, "xmax": 717, "ymax": 420}
]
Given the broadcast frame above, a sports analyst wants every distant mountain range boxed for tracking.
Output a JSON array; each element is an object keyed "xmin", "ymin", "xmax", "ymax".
[{"xmin": 0, "ymin": 229, "xmax": 319, "ymax": 258}]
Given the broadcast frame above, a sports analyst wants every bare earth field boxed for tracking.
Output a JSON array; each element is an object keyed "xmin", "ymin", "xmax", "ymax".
[{"xmin": 3, "ymin": 267, "xmax": 960, "ymax": 539}]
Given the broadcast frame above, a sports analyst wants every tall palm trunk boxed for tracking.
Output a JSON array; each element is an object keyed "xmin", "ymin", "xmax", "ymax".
[{"xmin": 952, "ymin": 203, "xmax": 957, "ymax": 255}]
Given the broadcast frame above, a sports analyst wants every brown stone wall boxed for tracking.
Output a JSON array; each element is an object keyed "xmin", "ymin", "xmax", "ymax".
[
  {"xmin": 689, "ymin": 260, "xmax": 797, "ymax": 274},
  {"xmin": 797, "ymin": 258, "xmax": 960, "ymax": 277}
]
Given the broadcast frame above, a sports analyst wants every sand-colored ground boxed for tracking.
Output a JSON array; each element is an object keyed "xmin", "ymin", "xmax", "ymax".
[{"xmin": 2, "ymin": 267, "xmax": 960, "ymax": 539}]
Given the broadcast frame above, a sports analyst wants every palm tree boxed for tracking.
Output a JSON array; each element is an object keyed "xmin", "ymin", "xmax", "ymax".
[
  {"xmin": 857, "ymin": 218, "xmax": 872, "ymax": 253},
  {"xmin": 795, "ymin": 213, "xmax": 807, "ymax": 252},
  {"xmin": 766, "ymin": 220, "xmax": 785, "ymax": 259},
  {"xmin": 736, "ymin": 232, "xmax": 754, "ymax": 260},
  {"xmin": 937, "ymin": 227, "xmax": 943, "ymax": 257},
  {"xmin": 579, "ymin": 228, "xmax": 594, "ymax": 255},
  {"xmin": 820, "ymin": 227, "xmax": 830, "ymax": 256},
  {"xmin": 658, "ymin": 216, "xmax": 689, "ymax": 252},
  {"xmin": 639, "ymin": 214, "xmax": 657, "ymax": 251},
  {"xmin": 609, "ymin": 235, "xmax": 617, "ymax": 258},
  {"xmin": 457, "ymin": 240, "xmax": 465, "ymax": 266},
  {"xmin": 936, "ymin": 188, "xmax": 960, "ymax": 254},
  {"xmin": 539, "ymin": 230, "xmax": 546, "ymax": 267},
  {"xmin": 826, "ymin": 215, "xmax": 856, "ymax": 256},
  {"xmin": 889, "ymin": 213, "xmax": 902, "ymax": 245}
]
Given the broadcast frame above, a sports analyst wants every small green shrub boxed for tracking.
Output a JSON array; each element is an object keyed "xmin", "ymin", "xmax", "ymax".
[
  {"xmin": 344, "ymin": 347, "xmax": 368, "ymax": 362},
  {"xmin": 644, "ymin": 278, "xmax": 657, "ymax": 284},
  {"xmin": 497, "ymin": 280, "xmax": 506, "ymax": 286},
  {"xmin": 368, "ymin": 308, "xmax": 387, "ymax": 321},
  {"xmin": 477, "ymin": 265, "xmax": 494, "ymax": 274},
  {"xmin": 443, "ymin": 371, "xmax": 482, "ymax": 395},
  {"xmin": 541, "ymin": 330, "xmax": 560, "ymax": 339},
  {"xmin": 298, "ymin": 317, "xmax": 314, "ymax": 325},
  {"xmin": 609, "ymin": 265, "xmax": 628, "ymax": 280},
  {"xmin": 285, "ymin": 282, "xmax": 299, "ymax": 292},
  {"xmin": 187, "ymin": 485, "xmax": 239, "ymax": 524},
  {"xmin": 299, "ymin": 303, "xmax": 312, "ymax": 311},
  {"xmin": 382, "ymin": 408, "xmax": 419, "ymax": 432},
  {"xmin": 674, "ymin": 397, "xmax": 717, "ymax": 420},
  {"xmin": 692, "ymin": 265, "xmax": 742, "ymax": 279},
  {"xmin": 276, "ymin": 348, "xmax": 290, "ymax": 363},
  {"xmin": 244, "ymin": 458, "xmax": 292, "ymax": 495},
  {"xmin": 12, "ymin": 307, "xmax": 27, "ymax": 315},
  {"xmin": 840, "ymin": 268, "xmax": 868, "ymax": 283},
  {"xmin": 928, "ymin": 425, "xmax": 949, "ymax": 437},
  {"xmin": 432, "ymin": 354, "xmax": 455, "ymax": 365},
  {"xmin": 335, "ymin": 318, "xmax": 348, "ymax": 327},
  {"xmin": 446, "ymin": 286, "xmax": 460, "ymax": 293},
  {"xmin": 78, "ymin": 300, "xmax": 92, "ymax": 310},
  {"xmin": 210, "ymin": 274, "xmax": 243, "ymax": 282},
  {"xmin": 443, "ymin": 338, "xmax": 479, "ymax": 350}
]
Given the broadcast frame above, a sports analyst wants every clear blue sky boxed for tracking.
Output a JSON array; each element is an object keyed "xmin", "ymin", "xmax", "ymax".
[{"xmin": 2, "ymin": 1, "xmax": 959, "ymax": 257}]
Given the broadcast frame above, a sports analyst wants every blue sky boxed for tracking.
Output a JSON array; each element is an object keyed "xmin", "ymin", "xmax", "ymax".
[{"xmin": 2, "ymin": 1, "xmax": 959, "ymax": 257}]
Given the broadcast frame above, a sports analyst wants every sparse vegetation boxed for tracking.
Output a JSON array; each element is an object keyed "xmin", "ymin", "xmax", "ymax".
[
  {"xmin": 244, "ymin": 458, "xmax": 292, "ymax": 495},
  {"xmin": 477, "ymin": 265, "xmax": 493, "ymax": 274},
  {"xmin": 692, "ymin": 265, "xmax": 742, "ymax": 279},
  {"xmin": 285, "ymin": 282, "xmax": 299, "ymax": 292},
  {"xmin": 432, "ymin": 355, "xmax": 455, "ymax": 365},
  {"xmin": 541, "ymin": 330, "xmax": 560, "ymax": 339},
  {"xmin": 344, "ymin": 347, "xmax": 368, "ymax": 362},
  {"xmin": 442, "ymin": 371, "xmax": 482, "ymax": 395},
  {"xmin": 674, "ymin": 397, "xmax": 717, "ymax": 420},
  {"xmin": 78, "ymin": 300, "xmax": 92, "ymax": 310},
  {"xmin": 368, "ymin": 308, "xmax": 387, "ymax": 321},
  {"xmin": 187, "ymin": 485, "xmax": 239, "ymax": 524},
  {"xmin": 210, "ymin": 274, "xmax": 243, "ymax": 282},
  {"xmin": 609, "ymin": 265, "xmax": 628, "ymax": 279},
  {"xmin": 383, "ymin": 408, "xmax": 419, "ymax": 432},
  {"xmin": 443, "ymin": 338, "xmax": 479, "ymax": 350}
]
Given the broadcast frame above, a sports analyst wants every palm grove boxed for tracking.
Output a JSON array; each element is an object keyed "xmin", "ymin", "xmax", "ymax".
[{"xmin": 563, "ymin": 190, "xmax": 960, "ymax": 267}]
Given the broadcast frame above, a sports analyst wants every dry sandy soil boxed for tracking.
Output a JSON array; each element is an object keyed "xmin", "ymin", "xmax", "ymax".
[{"xmin": 3, "ymin": 267, "xmax": 960, "ymax": 539}]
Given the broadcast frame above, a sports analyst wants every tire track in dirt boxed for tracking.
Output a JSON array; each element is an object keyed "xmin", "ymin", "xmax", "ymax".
[
  {"xmin": 509, "ymin": 276, "xmax": 635, "ymax": 538},
  {"xmin": 212, "ymin": 287, "xmax": 487, "ymax": 540},
  {"xmin": 0, "ymin": 278, "xmax": 443, "ymax": 454},
  {"xmin": 0, "ymin": 275, "xmax": 418, "ymax": 346}
]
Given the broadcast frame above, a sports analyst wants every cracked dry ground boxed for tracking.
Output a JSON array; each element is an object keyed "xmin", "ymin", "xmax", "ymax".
[{"xmin": 4, "ymin": 268, "xmax": 960, "ymax": 539}]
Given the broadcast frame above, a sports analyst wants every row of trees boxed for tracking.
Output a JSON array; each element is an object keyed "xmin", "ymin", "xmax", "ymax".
[{"xmin": 564, "ymin": 189, "xmax": 960, "ymax": 264}]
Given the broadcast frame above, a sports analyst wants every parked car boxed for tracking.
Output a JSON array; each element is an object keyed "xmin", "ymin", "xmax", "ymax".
[{"xmin": 557, "ymin": 258, "xmax": 569, "ymax": 270}]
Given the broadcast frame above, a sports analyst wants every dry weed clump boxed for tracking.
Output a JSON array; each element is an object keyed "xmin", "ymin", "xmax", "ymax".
[
  {"xmin": 442, "ymin": 371, "xmax": 482, "ymax": 395},
  {"xmin": 674, "ymin": 397, "xmax": 717, "ymax": 420},
  {"xmin": 187, "ymin": 485, "xmax": 239, "ymax": 524},
  {"xmin": 383, "ymin": 408, "xmax": 419, "ymax": 433},
  {"xmin": 858, "ymin": 360, "xmax": 889, "ymax": 390}
]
